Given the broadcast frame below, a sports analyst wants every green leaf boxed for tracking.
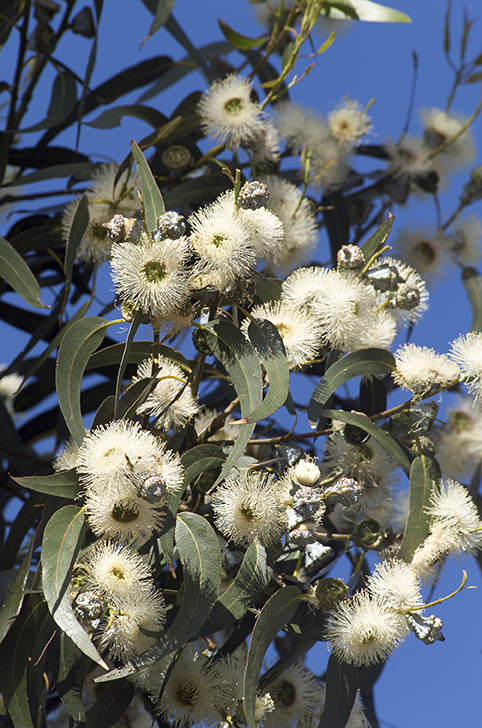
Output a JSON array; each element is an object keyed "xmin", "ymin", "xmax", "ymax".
[
  {"xmin": 252, "ymin": 270, "xmax": 282, "ymax": 303},
  {"xmin": 87, "ymin": 341, "xmax": 189, "ymax": 373},
  {"xmin": 218, "ymin": 19, "xmax": 266, "ymax": 50},
  {"xmin": 0, "ymin": 542, "xmax": 35, "ymax": 643},
  {"xmin": 64, "ymin": 194, "xmax": 89, "ymax": 298},
  {"xmin": 20, "ymin": 70, "xmax": 77, "ymax": 132},
  {"xmin": 321, "ymin": 409, "xmax": 413, "ymax": 475},
  {"xmin": 244, "ymin": 585, "xmax": 301, "ymax": 728},
  {"xmin": 462, "ymin": 267, "xmax": 482, "ymax": 333},
  {"xmin": 5, "ymin": 162, "xmax": 93, "ymax": 186},
  {"xmin": 318, "ymin": 654, "xmax": 358, "ymax": 728},
  {"xmin": 0, "ymin": 236, "xmax": 47, "ymax": 309},
  {"xmin": 147, "ymin": 0, "xmax": 176, "ymax": 38},
  {"xmin": 398, "ymin": 455, "xmax": 440, "ymax": 563},
  {"xmin": 163, "ymin": 172, "xmax": 231, "ymax": 209},
  {"xmin": 86, "ymin": 104, "xmax": 168, "ymax": 129},
  {"xmin": 85, "ymin": 679, "xmax": 135, "ymax": 728},
  {"xmin": 240, "ymin": 318, "xmax": 290, "ymax": 423},
  {"xmin": 131, "ymin": 139, "xmax": 165, "ymax": 232},
  {"xmin": 94, "ymin": 512, "xmax": 222, "ymax": 682},
  {"xmin": 12, "ymin": 469, "xmax": 80, "ymax": 499},
  {"xmin": 201, "ymin": 541, "xmax": 273, "ymax": 636},
  {"xmin": 201, "ymin": 319, "xmax": 263, "ymax": 486},
  {"xmin": 181, "ymin": 443, "xmax": 226, "ymax": 485},
  {"xmin": 281, "ymin": 41, "xmax": 295, "ymax": 71},
  {"xmin": 47, "ymin": 632, "xmax": 85, "ymax": 722},
  {"xmin": 0, "ymin": 597, "xmax": 48, "ymax": 728},
  {"xmin": 360, "ymin": 215, "xmax": 394, "ymax": 265},
  {"xmin": 308, "ymin": 348, "xmax": 396, "ymax": 425},
  {"xmin": 324, "ymin": 0, "xmax": 411, "ymax": 23},
  {"xmin": 41, "ymin": 504, "xmax": 108, "ymax": 668},
  {"xmin": 56, "ymin": 316, "xmax": 109, "ymax": 446}
]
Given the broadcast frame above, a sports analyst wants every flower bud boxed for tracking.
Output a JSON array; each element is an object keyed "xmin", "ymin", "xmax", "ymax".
[
  {"xmin": 406, "ymin": 612, "xmax": 445, "ymax": 644},
  {"xmin": 396, "ymin": 282, "xmax": 421, "ymax": 310},
  {"xmin": 292, "ymin": 486, "xmax": 325, "ymax": 521},
  {"xmin": 72, "ymin": 591, "xmax": 103, "ymax": 625},
  {"xmin": 323, "ymin": 477, "xmax": 362, "ymax": 507},
  {"xmin": 293, "ymin": 458, "xmax": 321, "ymax": 486},
  {"xmin": 237, "ymin": 180, "xmax": 269, "ymax": 209},
  {"xmin": 337, "ymin": 244, "xmax": 365, "ymax": 270},
  {"xmin": 289, "ymin": 525, "xmax": 317, "ymax": 549},
  {"xmin": 154, "ymin": 211, "xmax": 186, "ymax": 241}
]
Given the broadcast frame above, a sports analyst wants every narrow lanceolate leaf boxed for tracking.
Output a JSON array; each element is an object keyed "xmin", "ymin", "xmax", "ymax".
[
  {"xmin": 308, "ymin": 349, "xmax": 396, "ymax": 426},
  {"xmin": 87, "ymin": 341, "xmax": 189, "ymax": 373},
  {"xmin": 202, "ymin": 319, "xmax": 263, "ymax": 487},
  {"xmin": 0, "ymin": 236, "xmax": 47, "ymax": 309},
  {"xmin": 47, "ymin": 632, "xmax": 85, "ymax": 723},
  {"xmin": 239, "ymin": 319, "xmax": 290, "ymax": 424},
  {"xmin": 318, "ymin": 654, "xmax": 358, "ymax": 728},
  {"xmin": 201, "ymin": 542, "xmax": 273, "ymax": 636},
  {"xmin": 218, "ymin": 19, "xmax": 266, "ymax": 49},
  {"xmin": 0, "ymin": 597, "xmax": 48, "ymax": 728},
  {"xmin": 398, "ymin": 455, "xmax": 441, "ymax": 563},
  {"xmin": 85, "ymin": 679, "xmax": 134, "ymax": 728},
  {"xmin": 321, "ymin": 409, "xmax": 413, "ymax": 475},
  {"xmin": 131, "ymin": 140, "xmax": 165, "ymax": 232},
  {"xmin": 462, "ymin": 267, "xmax": 482, "ymax": 333},
  {"xmin": 20, "ymin": 70, "xmax": 77, "ymax": 132},
  {"xmin": 252, "ymin": 270, "xmax": 282, "ymax": 303},
  {"xmin": 86, "ymin": 104, "xmax": 166, "ymax": 129},
  {"xmin": 360, "ymin": 215, "xmax": 394, "ymax": 265},
  {"xmin": 147, "ymin": 0, "xmax": 176, "ymax": 39},
  {"xmin": 41, "ymin": 505, "xmax": 108, "ymax": 668},
  {"xmin": 94, "ymin": 512, "xmax": 222, "ymax": 682},
  {"xmin": 159, "ymin": 443, "xmax": 225, "ymax": 567},
  {"xmin": 12, "ymin": 469, "xmax": 80, "ymax": 499},
  {"xmin": 56, "ymin": 316, "xmax": 108, "ymax": 446},
  {"xmin": 64, "ymin": 194, "xmax": 89, "ymax": 296},
  {"xmin": 244, "ymin": 586, "xmax": 301, "ymax": 728},
  {"xmin": 0, "ymin": 540, "xmax": 34, "ymax": 643}
]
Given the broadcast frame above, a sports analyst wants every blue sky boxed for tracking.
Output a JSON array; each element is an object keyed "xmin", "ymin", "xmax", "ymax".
[{"xmin": 1, "ymin": 1, "xmax": 482, "ymax": 726}]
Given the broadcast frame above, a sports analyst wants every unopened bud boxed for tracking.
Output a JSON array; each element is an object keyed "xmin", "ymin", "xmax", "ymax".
[
  {"xmin": 237, "ymin": 180, "xmax": 269, "ymax": 209},
  {"xmin": 337, "ymin": 244, "xmax": 364, "ymax": 270},
  {"xmin": 73, "ymin": 591, "xmax": 103, "ymax": 623},
  {"xmin": 154, "ymin": 211, "xmax": 186, "ymax": 241},
  {"xmin": 293, "ymin": 459, "xmax": 321, "ymax": 487},
  {"xmin": 323, "ymin": 477, "xmax": 362, "ymax": 507},
  {"xmin": 406, "ymin": 613, "xmax": 445, "ymax": 644},
  {"xmin": 292, "ymin": 486, "xmax": 325, "ymax": 521},
  {"xmin": 289, "ymin": 525, "xmax": 317, "ymax": 549},
  {"xmin": 137, "ymin": 474, "xmax": 167, "ymax": 503},
  {"xmin": 366, "ymin": 263, "xmax": 402, "ymax": 292},
  {"xmin": 396, "ymin": 282, "xmax": 421, "ymax": 310}
]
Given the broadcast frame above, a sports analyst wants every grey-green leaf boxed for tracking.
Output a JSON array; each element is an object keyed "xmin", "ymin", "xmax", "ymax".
[
  {"xmin": 201, "ymin": 541, "xmax": 273, "ymax": 636},
  {"xmin": 0, "ymin": 236, "xmax": 47, "ymax": 309},
  {"xmin": 244, "ymin": 585, "xmax": 301, "ymax": 728},
  {"xmin": 56, "ymin": 316, "xmax": 108, "ymax": 445},
  {"xmin": 360, "ymin": 215, "xmax": 394, "ymax": 265},
  {"xmin": 12, "ymin": 469, "xmax": 80, "ymax": 499},
  {"xmin": 324, "ymin": 0, "xmax": 411, "ymax": 23},
  {"xmin": 321, "ymin": 409, "xmax": 412, "ymax": 475},
  {"xmin": 308, "ymin": 349, "xmax": 396, "ymax": 426},
  {"xmin": 94, "ymin": 512, "xmax": 222, "ymax": 682},
  {"xmin": 398, "ymin": 455, "xmax": 441, "ymax": 563},
  {"xmin": 318, "ymin": 654, "xmax": 358, "ymax": 728},
  {"xmin": 240, "ymin": 318, "xmax": 290, "ymax": 424},
  {"xmin": 42, "ymin": 505, "xmax": 108, "ymax": 668},
  {"xmin": 20, "ymin": 70, "xmax": 77, "ymax": 132},
  {"xmin": 131, "ymin": 140, "xmax": 165, "ymax": 232}
]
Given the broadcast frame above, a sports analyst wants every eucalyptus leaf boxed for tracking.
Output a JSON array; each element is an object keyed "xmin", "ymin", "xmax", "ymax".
[
  {"xmin": 360, "ymin": 215, "xmax": 394, "ymax": 265},
  {"xmin": 201, "ymin": 541, "xmax": 273, "ymax": 636},
  {"xmin": 308, "ymin": 348, "xmax": 396, "ymax": 425},
  {"xmin": 218, "ymin": 19, "xmax": 266, "ymax": 50},
  {"xmin": 398, "ymin": 455, "xmax": 441, "ymax": 563},
  {"xmin": 147, "ymin": 0, "xmax": 176, "ymax": 38},
  {"xmin": 0, "ymin": 541, "xmax": 35, "ymax": 643},
  {"xmin": 324, "ymin": 0, "xmax": 411, "ymax": 22},
  {"xmin": 320, "ymin": 409, "xmax": 413, "ymax": 475},
  {"xmin": 64, "ymin": 195, "xmax": 89, "ymax": 299},
  {"xmin": 244, "ymin": 585, "xmax": 301, "ymax": 728},
  {"xmin": 47, "ymin": 632, "xmax": 85, "ymax": 723},
  {"xmin": 94, "ymin": 512, "xmax": 222, "ymax": 682},
  {"xmin": 240, "ymin": 318, "xmax": 290, "ymax": 423},
  {"xmin": 0, "ymin": 236, "xmax": 48, "ymax": 309},
  {"xmin": 85, "ymin": 680, "xmax": 135, "ymax": 728},
  {"xmin": 56, "ymin": 316, "xmax": 109, "ymax": 446},
  {"xmin": 318, "ymin": 654, "xmax": 358, "ymax": 728},
  {"xmin": 12, "ymin": 469, "xmax": 80, "ymax": 499},
  {"xmin": 20, "ymin": 70, "xmax": 77, "ymax": 133},
  {"xmin": 86, "ymin": 104, "xmax": 167, "ymax": 129},
  {"xmin": 131, "ymin": 140, "xmax": 165, "ymax": 232},
  {"xmin": 42, "ymin": 505, "xmax": 108, "ymax": 668}
]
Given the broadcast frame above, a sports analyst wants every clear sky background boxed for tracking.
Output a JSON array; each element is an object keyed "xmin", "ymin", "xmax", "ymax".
[{"xmin": 1, "ymin": 1, "xmax": 482, "ymax": 726}]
